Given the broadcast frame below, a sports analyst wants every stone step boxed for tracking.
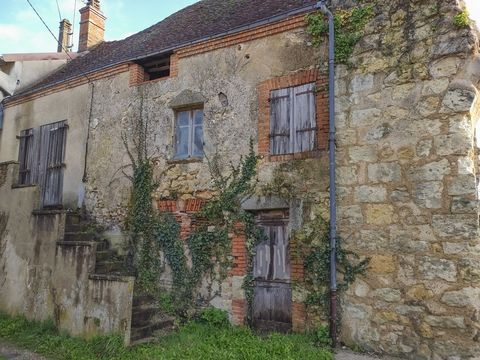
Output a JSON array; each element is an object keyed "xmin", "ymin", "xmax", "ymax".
[
  {"xmin": 131, "ymin": 307, "xmax": 158, "ymax": 327},
  {"xmin": 96, "ymin": 249, "xmax": 118, "ymax": 262},
  {"xmin": 132, "ymin": 294, "xmax": 156, "ymax": 308},
  {"xmin": 129, "ymin": 337, "xmax": 156, "ymax": 347},
  {"xmin": 95, "ymin": 260, "xmax": 126, "ymax": 274},
  {"xmin": 65, "ymin": 213, "xmax": 90, "ymax": 226},
  {"xmin": 130, "ymin": 318, "xmax": 175, "ymax": 342},
  {"xmin": 64, "ymin": 232, "xmax": 96, "ymax": 242},
  {"xmin": 64, "ymin": 223, "xmax": 94, "ymax": 233},
  {"xmin": 96, "ymin": 239, "xmax": 110, "ymax": 252}
]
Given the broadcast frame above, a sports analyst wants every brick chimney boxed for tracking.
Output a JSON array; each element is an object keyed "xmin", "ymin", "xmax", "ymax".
[
  {"xmin": 58, "ymin": 19, "xmax": 72, "ymax": 52},
  {"xmin": 78, "ymin": 0, "xmax": 106, "ymax": 52}
]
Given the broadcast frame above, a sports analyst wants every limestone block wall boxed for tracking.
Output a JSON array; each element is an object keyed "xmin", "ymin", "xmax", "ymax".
[{"xmin": 335, "ymin": 1, "xmax": 480, "ymax": 358}]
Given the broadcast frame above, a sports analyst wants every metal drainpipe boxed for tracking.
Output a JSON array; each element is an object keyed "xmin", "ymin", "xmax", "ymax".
[{"xmin": 316, "ymin": 0, "xmax": 338, "ymax": 348}]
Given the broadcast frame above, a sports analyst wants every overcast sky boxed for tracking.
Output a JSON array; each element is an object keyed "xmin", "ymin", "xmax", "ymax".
[{"xmin": 0, "ymin": 0, "xmax": 479, "ymax": 54}]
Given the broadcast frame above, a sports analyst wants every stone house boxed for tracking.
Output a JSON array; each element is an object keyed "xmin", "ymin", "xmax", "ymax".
[{"xmin": 0, "ymin": 0, "xmax": 479, "ymax": 358}]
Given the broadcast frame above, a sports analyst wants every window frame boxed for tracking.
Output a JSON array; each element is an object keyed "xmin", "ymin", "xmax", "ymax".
[{"xmin": 173, "ymin": 107, "xmax": 204, "ymax": 160}]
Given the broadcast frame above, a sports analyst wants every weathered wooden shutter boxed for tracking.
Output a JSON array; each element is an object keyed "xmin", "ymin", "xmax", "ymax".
[
  {"xmin": 17, "ymin": 129, "xmax": 34, "ymax": 185},
  {"xmin": 270, "ymin": 88, "xmax": 292, "ymax": 155},
  {"xmin": 192, "ymin": 109, "xmax": 204, "ymax": 157},
  {"xmin": 293, "ymin": 83, "xmax": 316, "ymax": 153},
  {"xmin": 39, "ymin": 121, "xmax": 67, "ymax": 208}
]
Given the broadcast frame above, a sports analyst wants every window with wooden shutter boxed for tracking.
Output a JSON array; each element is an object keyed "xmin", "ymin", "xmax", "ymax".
[
  {"xmin": 174, "ymin": 109, "xmax": 204, "ymax": 159},
  {"xmin": 269, "ymin": 83, "xmax": 316, "ymax": 155},
  {"xmin": 17, "ymin": 128, "xmax": 35, "ymax": 185}
]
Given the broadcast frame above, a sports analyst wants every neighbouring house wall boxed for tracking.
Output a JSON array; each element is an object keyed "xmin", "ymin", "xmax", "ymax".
[
  {"xmin": 333, "ymin": 0, "xmax": 480, "ymax": 358},
  {"xmin": 0, "ymin": 161, "xmax": 134, "ymax": 344},
  {"xmin": 0, "ymin": 59, "xmax": 69, "ymax": 100},
  {"xmin": 0, "ymin": 83, "xmax": 91, "ymax": 208}
]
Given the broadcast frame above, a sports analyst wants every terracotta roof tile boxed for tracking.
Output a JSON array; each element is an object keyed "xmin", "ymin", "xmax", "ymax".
[{"xmin": 12, "ymin": 0, "xmax": 317, "ymax": 98}]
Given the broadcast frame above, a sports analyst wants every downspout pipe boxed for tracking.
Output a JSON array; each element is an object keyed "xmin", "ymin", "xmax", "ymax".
[{"xmin": 316, "ymin": 0, "xmax": 338, "ymax": 348}]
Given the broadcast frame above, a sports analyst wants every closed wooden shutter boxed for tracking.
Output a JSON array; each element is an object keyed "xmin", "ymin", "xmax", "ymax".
[
  {"xmin": 270, "ymin": 88, "xmax": 292, "ymax": 155},
  {"xmin": 293, "ymin": 83, "xmax": 316, "ymax": 153},
  {"xmin": 270, "ymin": 83, "xmax": 316, "ymax": 155},
  {"xmin": 39, "ymin": 121, "xmax": 67, "ymax": 208},
  {"xmin": 17, "ymin": 129, "xmax": 34, "ymax": 185}
]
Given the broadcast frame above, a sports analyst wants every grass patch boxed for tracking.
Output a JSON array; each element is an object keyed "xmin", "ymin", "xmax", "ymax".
[{"xmin": 0, "ymin": 312, "xmax": 332, "ymax": 360}]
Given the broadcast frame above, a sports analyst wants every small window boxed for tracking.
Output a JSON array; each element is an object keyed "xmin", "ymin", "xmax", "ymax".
[
  {"xmin": 17, "ymin": 128, "xmax": 34, "ymax": 185},
  {"xmin": 137, "ymin": 53, "xmax": 171, "ymax": 81},
  {"xmin": 269, "ymin": 83, "xmax": 316, "ymax": 155},
  {"xmin": 174, "ymin": 109, "xmax": 204, "ymax": 159}
]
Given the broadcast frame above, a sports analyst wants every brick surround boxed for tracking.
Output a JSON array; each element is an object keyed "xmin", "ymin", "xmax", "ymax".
[{"xmin": 257, "ymin": 69, "xmax": 329, "ymax": 161}]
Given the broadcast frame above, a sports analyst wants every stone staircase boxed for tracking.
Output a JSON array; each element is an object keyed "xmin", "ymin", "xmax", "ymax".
[
  {"xmin": 63, "ymin": 210, "xmax": 175, "ymax": 345},
  {"xmin": 130, "ymin": 294, "xmax": 175, "ymax": 345},
  {"xmin": 64, "ymin": 211, "xmax": 129, "ymax": 275}
]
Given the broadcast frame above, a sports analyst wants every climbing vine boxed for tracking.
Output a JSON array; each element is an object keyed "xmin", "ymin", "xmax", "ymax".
[
  {"xmin": 295, "ymin": 216, "xmax": 370, "ymax": 312},
  {"xmin": 185, "ymin": 140, "xmax": 259, "ymax": 305},
  {"xmin": 306, "ymin": 4, "xmax": 375, "ymax": 64}
]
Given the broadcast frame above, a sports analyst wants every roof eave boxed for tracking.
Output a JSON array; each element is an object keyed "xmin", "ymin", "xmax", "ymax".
[{"xmin": 6, "ymin": 3, "xmax": 317, "ymax": 103}]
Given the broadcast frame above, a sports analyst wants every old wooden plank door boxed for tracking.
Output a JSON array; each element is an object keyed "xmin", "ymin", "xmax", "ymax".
[
  {"xmin": 38, "ymin": 121, "xmax": 67, "ymax": 208},
  {"xmin": 252, "ymin": 212, "xmax": 292, "ymax": 332}
]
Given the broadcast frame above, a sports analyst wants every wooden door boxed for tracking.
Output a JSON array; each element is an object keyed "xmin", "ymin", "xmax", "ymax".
[
  {"xmin": 39, "ymin": 121, "xmax": 67, "ymax": 208},
  {"xmin": 252, "ymin": 213, "xmax": 292, "ymax": 332}
]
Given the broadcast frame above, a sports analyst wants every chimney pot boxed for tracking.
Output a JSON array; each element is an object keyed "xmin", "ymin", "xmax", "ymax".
[{"xmin": 78, "ymin": 0, "xmax": 106, "ymax": 52}]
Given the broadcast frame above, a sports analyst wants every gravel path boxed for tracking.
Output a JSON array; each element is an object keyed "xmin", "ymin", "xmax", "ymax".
[{"xmin": 0, "ymin": 341, "xmax": 47, "ymax": 360}]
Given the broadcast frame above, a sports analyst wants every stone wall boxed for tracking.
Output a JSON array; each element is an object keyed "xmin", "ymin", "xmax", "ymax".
[
  {"xmin": 0, "ymin": 162, "xmax": 134, "ymax": 344},
  {"xmin": 335, "ymin": 1, "xmax": 480, "ymax": 358}
]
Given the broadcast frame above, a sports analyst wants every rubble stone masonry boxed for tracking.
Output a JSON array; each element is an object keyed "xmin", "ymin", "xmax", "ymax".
[{"xmin": 333, "ymin": 0, "xmax": 480, "ymax": 358}]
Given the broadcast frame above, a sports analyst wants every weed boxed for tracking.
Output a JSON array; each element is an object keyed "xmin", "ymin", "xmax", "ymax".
[{"xmin": 453, "ymin": 10, "xmax": 470, "ymax": 28}]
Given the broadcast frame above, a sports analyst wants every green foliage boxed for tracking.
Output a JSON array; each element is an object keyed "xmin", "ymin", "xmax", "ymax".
[
  {"xmin": 155, "ymin": 213, "xmax": 186, "ymax": 292},
  {"xmin": 297, "ymin": 216, "xmax": 370, "ymax": 315},
  {"xmin": 157, "ymin": 292, "xmax": 178, "ymax": 316},
  {"xmin": 128, "ymin": 140, "xmax": 260, "ymax": 315},
  {"xmin": 184, "ymin": 140, "xmax": 259, "ymax": 306},
  {"xmin": 0, "ymin": 312, "xmax": 332, "ymax": 360},
  {"xmin": 126, "ymin": 160, "xmax": 162, "ymax": 294},
  {"xmin": 306, "ymin": 5, "xmax": 375, "ymax": 64},
  {"xmin": 453, "ymin": 10, "xmax": 470, "ymax": 28},
  {"xmin": 313, "ymin": 326, "xmax": 331, "ymax": 348},
  {"xmin": 197, "ymin": 307, "xmax": 230, "ymax": 328}
]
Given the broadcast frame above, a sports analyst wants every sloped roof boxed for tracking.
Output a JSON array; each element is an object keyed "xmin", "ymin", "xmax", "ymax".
[{"xmin": 12, "ymin": 0, "xmax": 317, "ymax": 99}]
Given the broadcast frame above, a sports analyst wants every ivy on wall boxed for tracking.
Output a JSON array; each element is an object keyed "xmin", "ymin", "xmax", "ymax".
[
  {"xmin": 126, "ymin": 138, "xmax": 260, "ymax": 315},
  {"xmin": 306, "ymin": 4, "xmax": 375, "ymax": 64}
]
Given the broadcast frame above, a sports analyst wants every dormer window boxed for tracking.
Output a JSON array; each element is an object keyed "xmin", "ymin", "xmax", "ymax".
[{"xmin": 137, "ymin": 53, "xmax": 171, "ymax": 81}]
